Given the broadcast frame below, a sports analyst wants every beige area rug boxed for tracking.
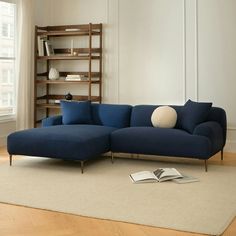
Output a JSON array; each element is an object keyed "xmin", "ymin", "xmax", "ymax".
[{"xmin": 0, "ymin": 156, "xmax": 235, "ymax": 235}]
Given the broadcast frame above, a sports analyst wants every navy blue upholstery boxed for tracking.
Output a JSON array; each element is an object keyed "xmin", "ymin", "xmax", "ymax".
[
  {"xmin": 42, "ymin": 103, "xmax": 132, "ymax": 129},
  {"xmin": 91, "ymin": 103, "xmax": 132, "ymax": 128},
  {"xmin": 207, "ymin": 107, "xmax": 227, "ymax": 146},
  {"xmin": 178, "ymin": 100, "xmax": 212, "ymax": 133},
  {"xmin": 42, "ymin": 115, "xmax": 62, "ymax": 127},
  {"xmin": 60, "ymin": 100, "xmax": 92, "ymax": 125},
  {"xmin": 130, "ymin": 105, "xmax": 182, "ymax": 127},
  {"xmin": 193, "ymin": 121, "xmax": 224, "ymax": 155},
  {"xmin": 7, "ymin": 103, "xmax": 227, "ymax": 167},
  {"xmin": 8, "ymin": 125, "xmax": 116, "ymax": 161},
  {"xmin": 111, "ymin": 127, "xmax": 211, "ymax": 159}
]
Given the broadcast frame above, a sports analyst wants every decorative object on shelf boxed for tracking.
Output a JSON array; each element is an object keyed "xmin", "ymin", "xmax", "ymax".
[
  {"xmin": 65, "ymin": 92, "xmax": 73, "ymax": 100},
  {"xmin": 45, "ymin": 40, "xmax": 54, "ymax": 56},
  {"xmin": 54, "ymin": 100, "xmax": 61, "ymax": 104},
  {"xmin": 48, "ymin": 68, "xmax": 59, "ymax": 80},
  {"xmin": 71, "ymin": 39, "xmax": 74, "ymax": 55}
]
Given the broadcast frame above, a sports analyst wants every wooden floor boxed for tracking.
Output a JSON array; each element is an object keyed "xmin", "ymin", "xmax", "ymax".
[{"xmin": 0, "ymin": 147, "xmax": 235, "ymax": 236}]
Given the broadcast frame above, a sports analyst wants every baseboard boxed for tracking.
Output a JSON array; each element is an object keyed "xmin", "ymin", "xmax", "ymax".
[
  {"xmin": 224, "ymin": 140, "xmax": 236, "ymax": 153},
  {"xmin": 0, "ymin": 135, "xmax": 6, "ymax": 147}
]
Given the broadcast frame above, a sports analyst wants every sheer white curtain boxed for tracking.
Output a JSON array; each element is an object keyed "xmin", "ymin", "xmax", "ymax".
[{"xmin": 16, "ymin": 0, "xmax": 35, "ymax": 130}]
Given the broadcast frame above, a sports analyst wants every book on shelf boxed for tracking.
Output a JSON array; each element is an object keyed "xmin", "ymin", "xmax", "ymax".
[
  {"xmin": 44, "ymin": 40, "xmax": 54, "ymax": 56},
  {"xmin": 65, "ymin": 28, "xmax": 80, "ymax": 32},
  {"xmin": 54, "ymin": 100, "xmax": 60, "ymax": 104},
  {"xmin": 37, "ymin": 35, "xmax": 47, "ymax": 56},
  {"xmin": 65, "ymin": 75, "xmax": 89, "ymax": 81},
  {"xmin": 130, "ymin": 168, "xmax": 183, "ymax": 183}
]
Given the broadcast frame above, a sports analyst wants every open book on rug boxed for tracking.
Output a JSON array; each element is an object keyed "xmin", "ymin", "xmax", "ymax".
[
  {"xmin": 129, "ymin": 168, "xmax": 183, "ymax": 183},
  {"xmin": 172, "ymin": 175, "xmax": 199, "ymax": 184}
]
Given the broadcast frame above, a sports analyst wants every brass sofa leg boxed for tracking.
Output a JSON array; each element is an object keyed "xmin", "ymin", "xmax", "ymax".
[
  {"xmin": 111, "ymin": 152, "xmax": 114, "ymax": 164},
  {"xmin": 221, "ymin": 149, "xmax": 224, "ymax": 161},
  {"xmin": 204, "ymin": 160, "xmax": 208, "ymax": 172},
  {"xmin": 9, "ymin": 155, "xmax": 12, "ymax": 166},
  {"xmin": 80, "ymin": 161, "xmax": 84, "ymax": 174}
]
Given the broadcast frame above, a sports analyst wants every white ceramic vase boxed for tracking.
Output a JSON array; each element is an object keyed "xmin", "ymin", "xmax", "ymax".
[{"xmin": 48, "ymin": 68, "xmax": 59, "ymax": 80}]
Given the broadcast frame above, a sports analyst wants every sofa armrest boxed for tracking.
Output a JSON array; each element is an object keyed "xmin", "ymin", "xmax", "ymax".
[
  {"xmin": 193, "ymin": 121, "xmax": 225, "ymax": 154},
  {"xmin": 42, "ymin": 116, "xmax": 63, "ymax": 127}
]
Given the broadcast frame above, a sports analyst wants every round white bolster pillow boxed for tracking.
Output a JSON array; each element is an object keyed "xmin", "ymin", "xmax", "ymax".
[{"xmin": 151, "ymin": 106, "xmax": 177, "ymax": 128}]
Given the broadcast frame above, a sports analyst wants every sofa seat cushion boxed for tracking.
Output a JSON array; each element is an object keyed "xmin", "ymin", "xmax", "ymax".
[
  {"xmin": 8, "ymin": 125, "xmax": 117, "ymax": 161},
  {"xmin": 111, "ymin": 127, "xmax": 212, "ymax": 159}
]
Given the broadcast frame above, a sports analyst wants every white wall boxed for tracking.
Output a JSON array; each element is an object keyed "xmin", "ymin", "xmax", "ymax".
[
  {"xmin": 15, "ymin": 0, "xmax": 236, "ymax": 152},
  {"xmin": 197, "ymin": 0, "xmax": 236, "ymax": 151}
]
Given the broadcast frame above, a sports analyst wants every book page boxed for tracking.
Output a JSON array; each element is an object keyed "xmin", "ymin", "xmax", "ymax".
[
  {"xmin": 173, "ymin": 175, "xmax": 199, "ymax": 184},
  {"xmin": 130, "ymin": 171, "xmax": 158, "ymax": 182},
  {"xmin": 155, "ymin": 168, "xmax": 183, "ymax": 182},
  {"xmin": 159, "ymin": 168, "xmax": 182, "ymax": 178}
]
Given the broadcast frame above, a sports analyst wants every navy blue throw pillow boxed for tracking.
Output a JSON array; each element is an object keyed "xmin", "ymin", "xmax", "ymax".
[
  {"xmin": 60, "ymin": 100, "xmax": 92, "ymax": 125},
  {"xmin": 179, "ymin": 99, "xmax": 212, "ymax": 133}
]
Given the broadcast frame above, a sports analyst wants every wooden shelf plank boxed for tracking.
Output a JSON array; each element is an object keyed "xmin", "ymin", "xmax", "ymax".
[
  {"xmin": 36, "ymin": 96, "xmax": 100, "ymax": 109},
  {"xmin": 37, "ymin": 55, "xmax": 100, "ymax": 60},
  {"xmin": 38, "ymin": 23, "xmax": 102, "ymax": 31},
  {"xmin": 37, "ymin": 95, "xmax": 100, "ymax": 101},
  {"xmin": 37, "ymin": 30, "xmax": 100, "ymax": 37},
  {"xmin": 36, "ymin": 79, "xmax": 100, "ymax": 84},
  {"xmin": 37, "ymin": 72, "xmax": 101, "ymax": 77},
  {"xmin": 37, "ymin": 104, "xmax": 61, "ymax": 109},
  {"xmin": 54, "ymin": 48, "xmax": 101, "ymax": 54}
]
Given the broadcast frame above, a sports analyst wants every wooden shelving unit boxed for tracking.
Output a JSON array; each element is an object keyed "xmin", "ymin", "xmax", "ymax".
[{"xmin": 34, "ymin": 23, "xmax": 102, "ymax": 127}]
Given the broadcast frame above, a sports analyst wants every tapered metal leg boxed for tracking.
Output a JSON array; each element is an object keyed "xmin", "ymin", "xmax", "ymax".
[
  {"xmin": 9, "ymin": 155, "xmax": 12, "ymax": 166},
  {"xmin": 221, "ymin": 149, "xmax": 224, "ymax": 161},
  {"xmin": 111, "ymin": 152, "xmax": 114, "ymax": 164},
  {"xmin": 80, "ymin": 161, "xmax": 84, "ymax": 174},
  {"xmin": 204, "ymin": 160, "xmax": 208, "ymax": 172}
]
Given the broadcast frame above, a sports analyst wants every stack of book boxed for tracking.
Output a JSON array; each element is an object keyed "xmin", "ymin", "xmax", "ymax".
[
  {"xmin": 37, "ymin": 36, "xmax": 54, "ymax": 56},
  {"xmin": 37, "ymin": 36, "xmax": 47, "ymax": 56},
  {"xmin": 65, "ymin": 75, "xmax": 88, "ymax": 81}
]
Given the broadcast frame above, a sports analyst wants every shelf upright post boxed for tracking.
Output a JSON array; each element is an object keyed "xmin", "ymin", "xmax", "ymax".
[
  {"xmin": 34, "ymin": 26, "xmax": 38, "ymax": 127},
  {"xmin": 99, "ymin": 23, "xmax": 102, "ymax": 103},
  {"xmin": 46, "ymin": 28, "xmax": 50, "ymax": 118},
  {"xmin": 88, "ymin": 23, "xmax": 92, "ymax": 101}
]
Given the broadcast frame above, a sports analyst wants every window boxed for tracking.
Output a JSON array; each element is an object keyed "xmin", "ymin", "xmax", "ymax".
[
  {"xmin": 0, "ymin": 1, "xmax": 16, "ymax": 118},
  {"xmin": 1, "ymin": 22, "xmax": 13, "ymax": 38},
  {"xmin": 1, "ymin": 67, "xmax": 13, "ymax": 84}
]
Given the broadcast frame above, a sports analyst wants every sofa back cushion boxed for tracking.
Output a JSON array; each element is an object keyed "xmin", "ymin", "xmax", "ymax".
[
  {"xmin": 130, "ymin": 104, "xmax": 227, "ymax": 144},
  {"xmin": 91, "ymin": 104, "xmax": 132, "ymax": 128},
  {"xmin": 177, "ymin": 99, "xmax": 212, "ymax": 133},
  {"xmin": 60, "ymin": 100, "xmax": 92, "ymax": 125},
  {"xmin": 130, "ymin": 105, "xmax": 182, "ymax": 127}
]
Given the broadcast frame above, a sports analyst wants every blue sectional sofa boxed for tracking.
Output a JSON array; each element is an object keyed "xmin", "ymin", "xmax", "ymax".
[{"xmin": 7, "ymin": 102, "xmax": 227, "ymax": 173}]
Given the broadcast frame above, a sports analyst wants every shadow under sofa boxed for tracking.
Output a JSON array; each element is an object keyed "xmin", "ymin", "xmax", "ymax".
[{"xmin": 7, "ymin": 103, "xmax": 227, "ymax": 173}]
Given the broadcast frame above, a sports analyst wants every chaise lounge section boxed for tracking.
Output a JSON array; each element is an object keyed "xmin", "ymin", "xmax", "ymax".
[
  {"xmin": 7, "ymin": 102, "xmax": 227, "ymax": 173},
  {"xmin": 8, "ymin": 104, "xmax": 132, "ymax": 173}
]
